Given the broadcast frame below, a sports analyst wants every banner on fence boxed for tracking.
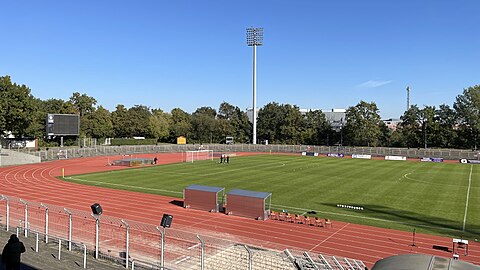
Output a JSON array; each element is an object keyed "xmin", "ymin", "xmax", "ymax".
[
  {"xmin": 385, "ymin": 155, "xmax": 406, "ymax": 161},
  {"xmin": 326, "ymin": 153, "xmax": 344, "ymax": 158},
  {"xmin": 421, "ymin": 157, "xmax": 444, "ymax": 162},
  {"xmin": 352, "ymin": 154, "xmax": 372, "ymax": 159},
  {"xmin": 460, "ymin": 159, "xmax": 480, "ymax": 164},
  {"xmin": 302, "ymin": 152, "xmax": 318, "ymax": 156}
]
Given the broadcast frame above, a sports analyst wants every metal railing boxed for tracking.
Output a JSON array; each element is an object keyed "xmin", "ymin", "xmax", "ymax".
[{"xmin": 7, "ymin": 143, "xmax": 480, "ymax": 162}]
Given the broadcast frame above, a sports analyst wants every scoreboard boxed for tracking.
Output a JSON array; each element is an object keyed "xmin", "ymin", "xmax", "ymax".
[{"xmin": 46, "ymin": 114, "xmax": 80, "ymax": 136}]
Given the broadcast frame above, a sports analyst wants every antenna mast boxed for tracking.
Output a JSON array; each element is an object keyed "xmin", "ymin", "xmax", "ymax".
[{"xmin": 406, "ymin": 85, "xmax": 410, "ymax": 111}]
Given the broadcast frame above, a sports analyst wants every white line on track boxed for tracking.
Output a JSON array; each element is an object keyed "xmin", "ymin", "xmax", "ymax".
[
  {"xmin": 462, "ymin": 165, "xmax": 474, "ymax": 231},
  {"xmin": 65, "ymin": 177, "xmax": 183, "ymax": 194},
  {"xmin": 309, "ymin": 223, "xmax": 350, "ymax": 252}
]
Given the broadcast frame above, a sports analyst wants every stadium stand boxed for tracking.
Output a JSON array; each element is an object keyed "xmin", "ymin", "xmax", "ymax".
[
  {"xmin": 0, "ymin": 227, "xmax": 125, "ymax": 270},
  {"xmin": 0, "ymin": 148, "xmax": 40, "ymax": 167}
]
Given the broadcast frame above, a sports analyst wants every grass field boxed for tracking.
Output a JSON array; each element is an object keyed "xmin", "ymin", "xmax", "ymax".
[{"xmin": 64, "ymin": 154, "xmax": 480, "ymax": 238}]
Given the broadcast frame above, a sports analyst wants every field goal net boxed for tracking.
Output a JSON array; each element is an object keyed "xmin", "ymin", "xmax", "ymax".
[{"xmin": 185, "ymin": 150, "xmax": 214, "ymax": 163}]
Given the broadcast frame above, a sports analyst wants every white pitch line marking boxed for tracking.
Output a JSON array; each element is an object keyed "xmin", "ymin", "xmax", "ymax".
[{"xmin": 462, "ymin": 165, "xmax": 474, "ymax": 231}]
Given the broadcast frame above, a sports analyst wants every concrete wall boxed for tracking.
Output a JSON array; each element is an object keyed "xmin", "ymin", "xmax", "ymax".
[{"xmin": 0, "ymin": 148, "xmax": 41, "ymax": 167}]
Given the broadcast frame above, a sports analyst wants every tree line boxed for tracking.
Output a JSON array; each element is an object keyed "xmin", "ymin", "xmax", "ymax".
[{"xmin": 0, "ymin": 75, "xmax": 479, "ymax": 149}]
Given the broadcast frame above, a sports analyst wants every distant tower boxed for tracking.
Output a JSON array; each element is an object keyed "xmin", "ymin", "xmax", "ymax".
[{"xmin": 406, "ymin": 85, "xmax": 410, "ymax": 111}]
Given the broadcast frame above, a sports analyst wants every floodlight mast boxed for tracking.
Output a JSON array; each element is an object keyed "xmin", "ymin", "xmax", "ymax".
[{"xmin": 246, "ymin": 27, "xmax": 263, "ymax": 144}]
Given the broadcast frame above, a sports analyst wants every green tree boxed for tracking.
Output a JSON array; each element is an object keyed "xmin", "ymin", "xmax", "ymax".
[
  {"xmin": 434, "ymin": 104, "xmax": 458, "ymax": 148},
  {"xmin": 190, "ymin": 106, "xmax": 217, "ymax": 143},
  {"xmin": 111, "ymin": 105, "xmax": 129, "ymax": 138},
  {"xmin": 82, "ymin": 106, "xmax": 113, "ymax": 138},
  {"xmin": 147, "ymin": 109, "xmax": 170, "ymax": 141},
  {"xmin": 125, "ymin": 105, "xmax": 151, "ymax": 137},
  {"xmin": 303, "ymin": 109, "xmax": 331, "ymax": 145},
  {"xmin": 344, "ymin": 101, "xmax": 383, "ymax": 146},
  {"xmin": 0, "ymin": 76, "xmax": 37, "ymax": 137},
  {"xmin": 169, "ymin": 108, "xmax": 191, "ymax": 142},
  {"xmin": 257, "ymin": 103, "xmax": 304, "ymax": 144},
  {"xmin": 420, "ymin": 106, "xmax": 437, "ymax": 148},
  {"xmin": 454, "ymin": 85, "xmax": 480, "ymax": 149},
  {"xmin": 218, "ymin": 102, "xmax": 251, "ymax": 143},
  {"xmin": 69, "ymin": 92, "xmax": 97, "ymax": 116},
  {"xmin": 397, "ymin": 105, "xmax": 422, "ymax": 147},
  {"xmin": 257, "ymin": 102, "xmax": 285, "ymax": 144}
]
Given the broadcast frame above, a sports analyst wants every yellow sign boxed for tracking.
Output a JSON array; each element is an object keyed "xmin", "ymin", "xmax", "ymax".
[{"xmin": 177, "ymin": 136, "xmax": 186, "ymax": 145}]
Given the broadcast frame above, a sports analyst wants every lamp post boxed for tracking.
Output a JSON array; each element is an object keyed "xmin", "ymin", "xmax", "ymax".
[
  {"xmin": 246, "ymin": 27, "xmax": 263, "ymax": 145},
  {"xmin": 64, "ymin": 208, "xmax": 72, "ymax": 251},
  {"xmin": 19, "ymin": 199, "xmax": 28, "ymax": 237},
  {"xmin": 121, "ymin": 219, "xmax": 130, "ymax": 269},
  {"xmin": 157, "ymin": 214, "xmax": 173, "ymax": 267},
  {"xmin": 0, "ymin": 195, "xmax": 9, "ymax": 231},
  {"xmin": 90, "ymin": 203, "xmax": 103, "ymax": 259},
  {"xmin": 40, "ymin": 203, "xmax": 49, "ymax": 243}
]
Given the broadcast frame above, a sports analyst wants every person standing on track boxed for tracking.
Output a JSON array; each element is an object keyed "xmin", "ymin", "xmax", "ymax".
[{"xmin": 2, "ymin": 234, "xmax": 26, "ymax": 270}]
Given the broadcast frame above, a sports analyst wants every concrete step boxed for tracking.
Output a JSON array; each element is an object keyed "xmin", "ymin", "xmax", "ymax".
[{"xmin": 0, "ymin": 229, "xmax": 126, "ymax": 270}]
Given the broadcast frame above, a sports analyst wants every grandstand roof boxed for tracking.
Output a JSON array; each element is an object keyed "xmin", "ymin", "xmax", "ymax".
[
  {"xmin": 185, "ymin": 184, "xmax": 224, "ymax": 193},
  {"xmin": 372, "ymin": 254, "xmax": 480, "ymax": 270},
  {"xmin": 227, "ymin": 189, "xmax": 271, "ymax": 199}
]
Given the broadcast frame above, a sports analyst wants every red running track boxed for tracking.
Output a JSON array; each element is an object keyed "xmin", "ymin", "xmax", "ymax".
[{"xmin": 0, "ymin": 153, "xmax": 479, "ymax": 268}]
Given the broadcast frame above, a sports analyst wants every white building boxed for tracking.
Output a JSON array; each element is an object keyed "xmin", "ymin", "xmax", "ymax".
[{"xmin": 382, "ymin": 118, "xmax": 402, "ymax": 131}]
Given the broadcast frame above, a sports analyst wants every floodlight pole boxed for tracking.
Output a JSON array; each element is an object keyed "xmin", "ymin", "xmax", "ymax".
[
  {"xmin": 247, "ymin": 27, "xmax": 263, "ymax": 145},
  {"xmin": 253, "ymin": 44, "xmax": 257, "ymax": 145}
]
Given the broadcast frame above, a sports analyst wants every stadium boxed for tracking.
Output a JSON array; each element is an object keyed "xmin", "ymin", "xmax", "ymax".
[
  {"xmin": 2, "ymin": 2, "xmax": 480, "ymax": 270},
  {"xmin": 0, "ymin": 144, "xmax": 479, "ymax": 269}
]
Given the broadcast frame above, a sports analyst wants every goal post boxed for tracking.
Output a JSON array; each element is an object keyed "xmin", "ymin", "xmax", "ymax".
[{"xmin": 185, "ymin": 150, "xmax": 214, "ymax": 163}]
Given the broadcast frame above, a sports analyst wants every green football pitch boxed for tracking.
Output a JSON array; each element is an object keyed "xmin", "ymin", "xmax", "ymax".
[{"xmin": 64, "ymin": 154, "xmax": 480, "ymax": 238}]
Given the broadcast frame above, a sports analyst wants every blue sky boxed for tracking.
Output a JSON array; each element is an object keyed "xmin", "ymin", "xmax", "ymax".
[{"xmin": 1, "ymin": 0, "xmax": 478, "ymax": 118}]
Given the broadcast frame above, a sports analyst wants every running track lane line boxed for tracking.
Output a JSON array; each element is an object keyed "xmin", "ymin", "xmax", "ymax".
[
  {"xmin": 463, "ymin": 164, "xmax": 474, "ymax": 231},
  {"xmin": 309, "ymin": 223, "xmax": 350, "ymax": 252}
]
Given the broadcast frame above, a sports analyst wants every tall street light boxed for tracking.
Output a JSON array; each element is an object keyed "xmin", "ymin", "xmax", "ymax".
[{"xmin": 246, "ymin": 27, "xmax": 263, "ymax": 144}]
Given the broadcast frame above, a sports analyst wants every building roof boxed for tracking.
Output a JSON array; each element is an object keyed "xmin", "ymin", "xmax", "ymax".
[
  {"xmin": 372, "ymin": 254, "xmax": 480, "ymax": 270},
  {"xmin": 185, "ymin": 184, "xmax": 224, "ymax": 193},
  {"xmin": 227, "ymin": 189, "xmax": 271, "ymax": 199}
]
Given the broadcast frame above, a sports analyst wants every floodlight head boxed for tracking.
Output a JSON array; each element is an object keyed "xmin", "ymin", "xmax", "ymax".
[
  {"xmin": 246, "ymin": 27, "xmax": 263, "ymax": 46},
  {"xmin": 91, "ymin": 203, "xmax": 103, "ymax": 215}
]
